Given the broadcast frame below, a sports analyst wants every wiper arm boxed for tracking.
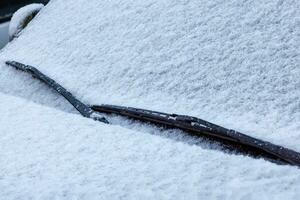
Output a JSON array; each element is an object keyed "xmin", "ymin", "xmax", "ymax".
[
  {"xmin": 6, "ymin": 61, "xmax": 108, "ymax": 123},
  {"xmin": 6, "ymin": 60, "xmax": 300, "ymax": 167}
]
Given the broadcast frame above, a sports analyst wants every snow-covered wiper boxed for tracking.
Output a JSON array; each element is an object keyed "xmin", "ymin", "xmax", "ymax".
[{"xmin": 6, "ymin": 60, "xmax": 300, "ymax": 167}]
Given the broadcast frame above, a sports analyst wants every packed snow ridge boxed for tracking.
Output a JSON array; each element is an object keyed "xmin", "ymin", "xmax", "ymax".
[{"xmin": 8, "ymin": 3, "xmax": 44, "ymax": 41}]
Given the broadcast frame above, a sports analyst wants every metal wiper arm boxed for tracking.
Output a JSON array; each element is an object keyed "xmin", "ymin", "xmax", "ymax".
[{"xmin": 6, "ymin": 61, "xmax": 108, "ymax": 123}]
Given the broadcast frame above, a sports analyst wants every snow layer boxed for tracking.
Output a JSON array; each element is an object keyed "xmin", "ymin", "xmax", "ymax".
[
  {"xmin": 8, "ymin": 3, "xmax": 44, "ymax": 40},
  {"xmin": 0, "ymin": 0, "xmax": 300, "ymax": 198},
  {"xmin": 0, "ymin": 92, "xmax": 300, "ymax": 199},
  {"xmin": 0, "ymin": 0, "xmax": 299, "ymax": 150}
]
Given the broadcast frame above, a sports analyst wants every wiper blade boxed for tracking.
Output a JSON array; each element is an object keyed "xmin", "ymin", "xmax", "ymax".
[
  {"xmin": 92, "ymin": 104, "xmax": 300, "ymax": 166},
  {"xmin": 6, "ymin": 60, "xmax": 300, "ymax": 167},
  {"xmin": 6, "ymin": 61, "xmax": 108, "ymax": 123}
]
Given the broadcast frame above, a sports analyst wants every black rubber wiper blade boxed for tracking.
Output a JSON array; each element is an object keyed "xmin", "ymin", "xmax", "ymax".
[
  {"xmin": 6, "ymin": 61, "xmax": 108, "ymax": 123},
  {"xmin": 91, "ymin": 104, "xmax": 300, "ymax": 167}
]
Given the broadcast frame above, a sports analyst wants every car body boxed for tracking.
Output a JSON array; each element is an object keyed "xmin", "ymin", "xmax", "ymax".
[{"xmin": 0, "ymin": 0, "xmax": 48, "ymax": 23}]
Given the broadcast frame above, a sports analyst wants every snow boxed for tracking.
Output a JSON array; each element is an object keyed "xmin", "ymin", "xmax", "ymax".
[
  {"xmin": 8, "ymin": 3, "xmax": 44, "ymax": 41},
  {"xmin": 0, "ymin": 0, "xmax": 299, "ymax": 150},
  {"xmin": 0, "ymin": 92, "xmax": 300, "ymax": 199},
  {"xmin": 0, "ymin": 0, "xmax": 299, "ymax": 198}
]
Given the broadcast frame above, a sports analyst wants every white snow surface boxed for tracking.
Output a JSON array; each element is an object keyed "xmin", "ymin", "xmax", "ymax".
[
  {"xmin": 8, "ymin": 3, "xmax": 44, "ymax": 40},
  {"xmin": 0, "ymin": 92, "xmax": 300, "ymax": 199},
  {"xmin": 0, "ymin": 0, "xmax": 300, "ymax": 198},
  {"xmin": 0, "ymin": 0, "xmax": 299, "ymax": 150}
]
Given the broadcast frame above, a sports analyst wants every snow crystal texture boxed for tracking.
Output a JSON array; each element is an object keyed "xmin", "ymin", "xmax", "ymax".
[
  {"xmin": 1, "ymin": 0, "xmax": 299, "ymax": 149},
  {"xmin": 0, "ymin": 0, "xmax": 300, "ymax": 198},
  {"xmin": 1, "ymin": 93, "xmax": 300, "ymax": 199}
]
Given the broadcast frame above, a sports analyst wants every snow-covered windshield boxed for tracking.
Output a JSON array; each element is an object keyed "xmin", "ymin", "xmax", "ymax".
[
  {"xmin": 0, "ymin": 0, "xmax": 300, "ymax": 198},
  {"xmin": 1, "ymin": 0, "xmax": 299, "ymax": 150}
]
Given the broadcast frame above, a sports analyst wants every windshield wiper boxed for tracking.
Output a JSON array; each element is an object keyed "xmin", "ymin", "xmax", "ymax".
[
  {"xmin": 6, "ymin": 60, "xmax": 300, "ymax": 167},
  {"xmin": 6, "ymin": 61, "xmax": 108, "ymax": 123},
  {"xmin": 92, "ymin": 104, "xmax": 300, "ymax": 166}
]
